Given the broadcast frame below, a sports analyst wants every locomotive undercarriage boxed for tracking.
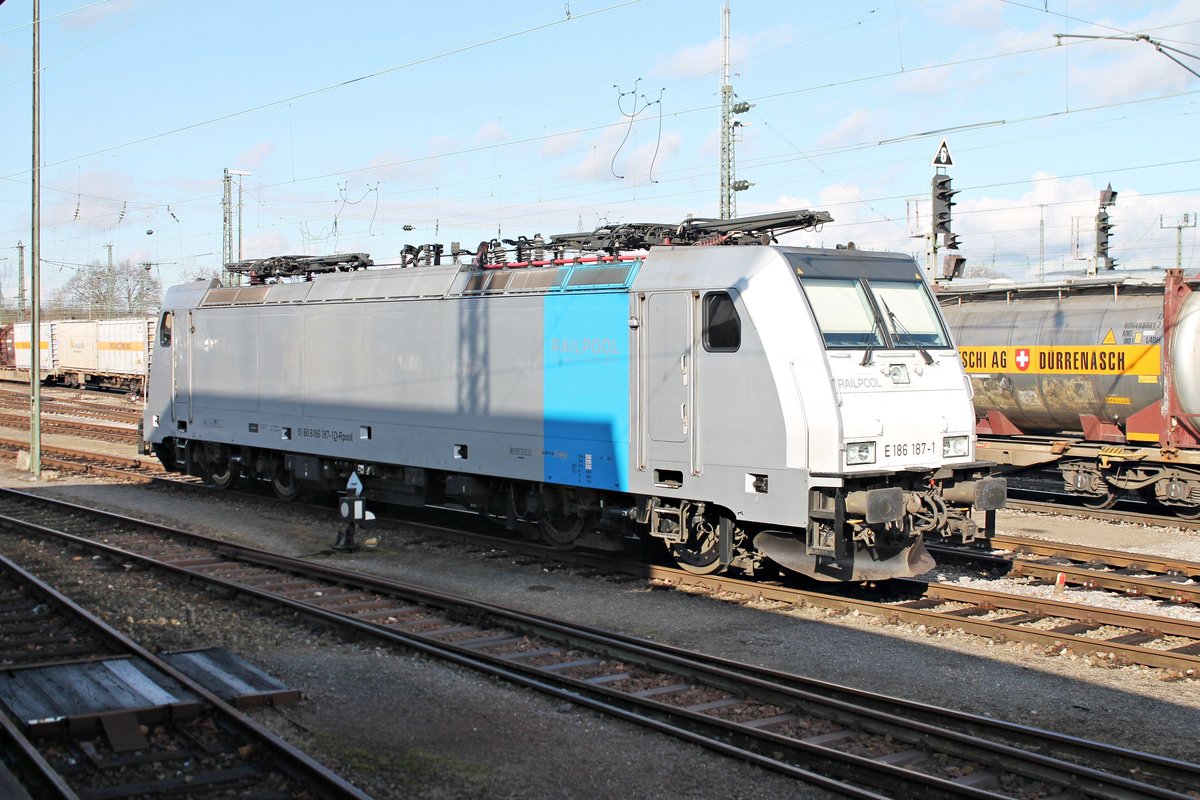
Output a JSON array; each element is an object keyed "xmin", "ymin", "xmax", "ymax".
[
  {"xmin": 154, "ymin": 437, "xmax": 1002, "ymax": 581},
  {"xmin": 752, "ymin": 472, "xmax": 1002, "ymax": 582}
]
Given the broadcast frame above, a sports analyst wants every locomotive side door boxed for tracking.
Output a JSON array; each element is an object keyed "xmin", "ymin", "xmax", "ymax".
[
  {"xmin": 640, "ymin": 292, "xmax": 694, "ymax": 478},
  {"xmin": 172, "ymin": 310, "xmax": 192, "ymax": 423}
]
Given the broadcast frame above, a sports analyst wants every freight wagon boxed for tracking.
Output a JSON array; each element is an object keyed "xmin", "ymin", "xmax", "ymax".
[
  {"xmin": 939, "ymin": 268, "xmax": 1200, "ymax": 517},
  {"xmin": 0, "ymin": 318, "xmax": 154, "ymax": 394}
]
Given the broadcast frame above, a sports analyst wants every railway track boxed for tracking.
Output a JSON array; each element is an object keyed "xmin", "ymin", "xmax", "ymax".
[
  {"xmin": 0, "ymin": 487, "xmax": 1197, "ymax": 799},
  {"xmin": 0, "ymin": 437, "xmax": 164, "ymax": 482},
  {"xmin": 20, "ymin": 443, "xmax": 1200, "ymax": 676},
  {"xmin": 1007, "ymin": 496, "xmax": 1200, "ymax": 531},
  {"xmin": 0, "ymin": 411, "xmax": 137, "ymax": 446},
  {"xmin": 7, "ymin": 438, "xmax": 1200, "ymax": 676},
  {"xmin": 928, "ymin": 533, "xmax": 1200, "ymax": 605},
  {"xmin": 0, "ymin": 387, "xmax": 142, "ymax": 426},
  {"xmin": 0, "ymin": 554, "xmax": 371, "ymax": 800}
]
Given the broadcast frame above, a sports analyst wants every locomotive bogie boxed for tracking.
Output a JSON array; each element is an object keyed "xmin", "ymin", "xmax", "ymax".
[{"xmin": 144, "ymin": 228, "xmax": 1001, "ymax": 581}]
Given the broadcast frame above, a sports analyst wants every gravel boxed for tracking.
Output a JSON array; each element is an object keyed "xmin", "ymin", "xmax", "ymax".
[{"xmin": 2, "ymin": 427, "xmax": 1200, "ymax": 796}]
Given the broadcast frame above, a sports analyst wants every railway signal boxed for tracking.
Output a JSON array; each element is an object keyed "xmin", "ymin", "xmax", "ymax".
[
  {"xmin": 932, "ymin": 174, "xmax": 955, "ymax": 236},
  {"xmin": 931, "ymin": 173, "xmax": 963, "ymax": 260},
  {"xmin": 1096, "ymin": 183, "xmax": 1117, "ymax": 270}
]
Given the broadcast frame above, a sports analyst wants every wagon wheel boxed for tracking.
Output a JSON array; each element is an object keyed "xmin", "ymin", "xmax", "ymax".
[
  {"xmin": 1171, "ymin": 505, "xmax": 1200, "ymax": 521},
  {"xmin": 1139, "ymin": 486, "xmax": 1200, "ymax": 520},
  {"xmin": 1080, "ymin": 491, "xmax": 1118, "ymax": 510}
]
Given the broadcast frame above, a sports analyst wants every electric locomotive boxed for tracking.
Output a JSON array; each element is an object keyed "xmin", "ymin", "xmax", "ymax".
[{"xmin": 142, "ymin": 210, "xmax": 1003, "ymax": 581}]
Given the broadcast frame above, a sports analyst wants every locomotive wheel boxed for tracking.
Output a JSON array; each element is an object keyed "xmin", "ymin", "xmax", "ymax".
[
  {"xmin": 206, "ymin": 462, "xmax": 237, "ymax": 491},
  {"xmin": 539, "ymin": 487, "xmax": 584, "ymax": 549},
  {"xmin": 670, "ymin": 536, "xmax": 722, "ymax": 574},
  {"xmin": 540, "ymin": 514, "xmax": 584, "ymax": 549},
  {"xmin": 272, "ymin": 471, "xmax": 301, "ymax": 502},
  {"xmin": 669, "ymin": 507, "xmax": 731, "ymax": 575}
]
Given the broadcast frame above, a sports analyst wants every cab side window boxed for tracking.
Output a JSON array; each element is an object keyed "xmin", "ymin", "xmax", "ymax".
[
  {"xmin": 703, "ymin": 291, "xmax": 740, "ymax": 352},
  {"xmin": 158, "ymin": 312, "xmax": 173, "ymax": 347}
]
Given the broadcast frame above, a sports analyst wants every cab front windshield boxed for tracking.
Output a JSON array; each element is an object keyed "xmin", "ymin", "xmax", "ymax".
[{"xmin": 800, "ymin": 277, "xmax": 950, "ymax": 350}]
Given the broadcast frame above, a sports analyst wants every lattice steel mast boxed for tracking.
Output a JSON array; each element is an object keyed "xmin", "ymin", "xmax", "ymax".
[{"xmin": 719, "ymin": 1, "xmax": 734, "ymax": 219}]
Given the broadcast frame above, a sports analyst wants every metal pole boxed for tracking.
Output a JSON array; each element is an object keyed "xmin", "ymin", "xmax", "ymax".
[
  {"xmin": 718, "ymin": 1, "xmax": 732, "ymax": 219},
  {"xmin": 1159, "ymin": 213, "xmax": 1196, "ymax": 271},
  {"xmin": 30, "ymin": 0, "xmax": 41, "ymax": 479},
  {"xmin": 237, "ymin": 175, "xmax": 244, "ymax": 261},
  {"xmin": 222, "ymin": 167, "xmax": 232, "ymax": 286},
  {"xmin": 16, "ymin": 241, "xmax": 25, "ymax": 323},
  {"xmin": 1038, "ymin": 205, "xmax": 1045, "ymax": 283}
]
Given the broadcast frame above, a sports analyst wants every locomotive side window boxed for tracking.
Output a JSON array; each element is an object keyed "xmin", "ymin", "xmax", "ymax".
[
  {"xmin": 703, "ymin": 291, "xmax": 740, "ymax": 352},
  {"xmin": 799, "ymin": 278, "xmax": 886, "ymax": 348},
  {"xmin": 158, "ymin": 312, "xmax": 173, "ymax": 347}
]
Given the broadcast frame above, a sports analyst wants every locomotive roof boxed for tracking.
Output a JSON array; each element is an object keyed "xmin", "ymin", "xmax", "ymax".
[{"xmin": 166, "ymin": 244, "xmax": 928, "ymax": 311}]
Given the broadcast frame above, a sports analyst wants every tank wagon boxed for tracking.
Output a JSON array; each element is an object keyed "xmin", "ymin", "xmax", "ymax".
[
  {"xmin": 939, "ymin": 269, "xmax": 1200, "ymax": 516},
  {"xmin": 0, "ymin": 318, "xmax": 154, "ymax": 393},
  {"xmin": 142, "ymin": 210, "xmax": 1003, "ymax": 581}
]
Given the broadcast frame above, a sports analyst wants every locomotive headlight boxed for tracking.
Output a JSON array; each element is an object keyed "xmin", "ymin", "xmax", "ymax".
[
  {"xmin": 844, "ymin": 441, "xmax": 876, "ymax": 465},
  {"xmin": 942, "ymin": 435, "xmax": 970, "ymax": 458}
]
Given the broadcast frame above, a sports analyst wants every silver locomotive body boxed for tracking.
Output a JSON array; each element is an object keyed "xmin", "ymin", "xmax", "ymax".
[{"xmin": 145, "ymin": 217, "xmax": 1001, "ymax": 580}]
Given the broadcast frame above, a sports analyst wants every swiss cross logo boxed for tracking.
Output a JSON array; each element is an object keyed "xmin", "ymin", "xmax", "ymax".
[{"xmin": 1015, "ymin": 348, "xmax": 1031, "ymax": 371}]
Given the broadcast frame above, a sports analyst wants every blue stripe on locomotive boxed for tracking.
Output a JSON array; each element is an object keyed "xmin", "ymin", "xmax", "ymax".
[{"xmin": 542, "ymin": 291, "xmax": 630, "ymax": 491}]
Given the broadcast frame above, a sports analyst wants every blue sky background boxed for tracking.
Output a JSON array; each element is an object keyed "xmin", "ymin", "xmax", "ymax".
[{"xmin": 0, "ymin": 0, "xmax": 1196, "ymax": 295}]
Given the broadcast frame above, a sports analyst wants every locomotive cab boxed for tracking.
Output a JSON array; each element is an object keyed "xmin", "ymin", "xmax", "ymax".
[{"xmin": 631, "ymin": 245, "xmax": 1003, "ymax": 581}]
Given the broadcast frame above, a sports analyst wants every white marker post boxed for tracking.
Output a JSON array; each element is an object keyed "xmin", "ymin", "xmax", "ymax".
[{"xmin": 335, "ymin": 472, "xmax": 376, "ymax": 551}]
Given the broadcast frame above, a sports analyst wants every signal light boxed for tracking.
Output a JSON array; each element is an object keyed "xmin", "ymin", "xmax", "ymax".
[
  {"xmin": 932, "ymin": 174, "xmax": 956, "ymax": 236},
  {"xmin": 1096, "ymin": 208, "xmax": 1116, "ymax": 269}
]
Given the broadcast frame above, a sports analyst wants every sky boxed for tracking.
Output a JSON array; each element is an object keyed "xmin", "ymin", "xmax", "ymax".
[{"xmin": 0, "ymin": 0, "xmax": 1197, "ymax": 297}]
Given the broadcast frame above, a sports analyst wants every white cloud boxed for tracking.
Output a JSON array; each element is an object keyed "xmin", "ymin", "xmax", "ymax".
[
  {"xmin": 59, "ymin": 0, "xmax": 140, "ymax": 31},
  {"xmin": 233, "ymin": 142, "xmax": 274, "ymax": 173},
  {"xmin": 473, "ymin": 120, "xmax": 509, "ymax": 145},
  {"xmin": 939, "ymin": 0, "xmax": 1005, "ymax": 32},
  {"xmin": 815, "ymin": 109, "xmax": 888, "ymax": 149},
  {"xmin": 650, "ymin": 29, "xmax": 794, "ymax": 80}
]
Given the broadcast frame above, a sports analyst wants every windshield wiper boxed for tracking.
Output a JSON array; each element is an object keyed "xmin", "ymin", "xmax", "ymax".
[
  {"xmin": 881, "ymin": 298, "xmax": 933, "ymax": 365},
  {"xmin": 860, "ymin": 311, "xmax": 883, "ymax": 366}
]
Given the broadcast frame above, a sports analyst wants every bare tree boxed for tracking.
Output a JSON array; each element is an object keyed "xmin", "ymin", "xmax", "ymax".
[
  {"xmin": 51, "ymin": 260, "xmax": 162, "ymax": 317},
  {"xmin": 181, "ymin": 267, "xmax": 222, "ymax": 284}
]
